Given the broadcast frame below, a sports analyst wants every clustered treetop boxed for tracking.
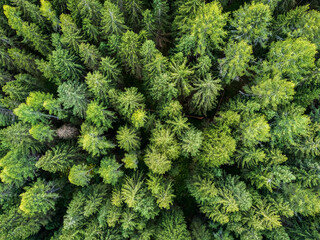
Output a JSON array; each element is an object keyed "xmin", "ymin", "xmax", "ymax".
[{"xmin": 0, "ymin": 0, "xmax": 320, "ymax": 239}]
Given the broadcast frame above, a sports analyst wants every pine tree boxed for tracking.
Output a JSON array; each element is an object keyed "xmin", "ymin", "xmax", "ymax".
[
  {"xmin": 0, "ymin": 122, "xmax": 42, "ymax": 154},
  {"xmin": 271, "ymin": 105, "xmax": 311, "ymax": 148},
  {"xmin": 3, "ymin": 5, "xmax": 51, "ymax": 56},
  {"xmin": 36, "ymin": 143, "xmax": 81, "ymax": 173},
  {"xmin": 231, "ymin": 2, "xmax": 272, "ymax": 46},
  {"xmin": 98, "ymin": 156, "xmax": 123, "ymax": 185},
  {"xmin": 275, "ymin": 5, "xmax": 320, "ymax": 48},
  {"xmin": 19, "ymin": 179, "xmax": 59, "ymax": 216},
  {"xmin": 29, "ymin": 123, "xmax": 56, "ymax": 142},
  {"xmin": 68, "ymin": 164, "xmax": 93, "ymax": 187},
  {"xmin": 239, "ymin": 114, "xmax": 271, "ymax": 147},
  {"xmin": 86, "ymin": 101, "xmax": 115, "ymax": 130},
  {"xmin": 219, "ymin": 40, "xmax": 253, "ymax": 84},
  {"xmin": 248, "ymin": 76, "xmax": 295, "ymax": 110},
  {"xmin": 156, "ymin": 209, "xmax": 191, "ymax": 240},
  {"xmin": 169, "ymin": 53, "xmax": 194, "ymax": 97},
  {"xmin": 85, "ymin": 71, "xmax": 114, "ymax": 101},
  {"xmin": 109, "ymin": 87, "xmax": 145, "ymax": 119},
  {"xmin": 180, "ymin": 127, "xmax": 203, "ymax": 157},
  {"xmin": 51, "ymin": 48, "xmax": 84, "ymax": 82},
  {"xmin": 99, "ymin": 56, "xmax": 121, "ymax": 81},
  {"xmin": 124, "ymin": 0, "xmax": 144, "ymax": 26},
  {"xmin": 0, "ymin": 150, "xmax": 36, "ymax": 186},
  {"xmin": 40, "ymin": 0, "xmax": 60, "ymax": 31},
  {"xmin": 78, "ymin": 43, "xmax": 101, "ymax": 70},
  {"xmin": 7, "ymin": 48, "xmax": 39, "ymax": 75},
  {"xmin": 197, "ymin": 125, "xmax": 236, "ymax": 167},
  {"xmin": 101, "ymin": 1, "xmax": 127, "ymax": 36},
  {"xmin": 59, "ymin": 14, "xmax": 83, "ymax": 53},
  {"xmin": 190, "ymin": 74, "xmax": 222, "ymax": 116},
  {"xmin": 116, "ymin": 125, "xmax": 140, "ymax": 152},
  {"xmin": 57, "ymin": 81, "xmax": 88, "ymax": 118},
  {"xmin": 119, "ymin": 30, "xmax": 141, "ymax": 77},
  {"xmin": 10, "ymin": 0, "xmax": 44, "ymax": 26},
  {"xmin": 178, "ymin": 1, "xmax": 228, "ymax": 56},
  {"xmin": 78, "ymin": 123, "xmax": 115, "ymax": 156},
  {"xmin": 267, "ymin": 38, "xmax": 317, "ymax": 82}
]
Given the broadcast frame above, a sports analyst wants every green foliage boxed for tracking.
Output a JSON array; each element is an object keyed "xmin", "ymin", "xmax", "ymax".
[
  {"xmin": 147, "ymin": 173, "xmax": 175, "ymax": 209},
  {"xmin": 79, "ymin": 43, "xmax": 101, "ymax": 70},
  {"xmin": 275, "ymin": 5, "xmax": 320, "ymax": 47},
  {"xmin": 19, "ymin": 179, "xmax": 59, "ymax": 216},
  {"xmin": 98, "ymin": 156, "xmax": 123, "ymax": 185},
  {"xmin": 267, "ymin": 38, "xmax": 317, "ymax": 82},
  {"xmin": 198, "ymin": 126, "xmax": 236, "ymax": 167},
  {"xmin": 131, "ymin": 108, "xmax": 147, "ymax": 128},
  {"xmin": 109, "ymin": 87, "xmax": 145, "ymax": 119},
  {"xmin": 119, "ymin": 30, "xmax": 141, "ymax": 77},
  {"xmin": 0, "ymin": 122, "xmax": 42, "ymax": 154},
  {"xmin": 248, "ymin": 76, "xmax": 295, "ymax": 109},
  {"xmin": 85, "ymin": 71, "xmax": 114, "ymax": 101},
  {"xmin": 178, "ymin": 1, "xmax": 228, "ymax": 56},
  {"xmin": 58, "ymin": 81, "xmax": 88, "ymax": 118},
  {"xmin": 1, "ymin": 1, "xmax": 320, "ymax": 239},
  {"xmin": 29, "ymin": 123, "xmax": 56, "ymax": 142},
  {"xmin": 156, "ymin": 209, "xmax": 191, "ymax": 240},
  {"xmin": 51, "ymin": 48, "xmax": 84, "ymax": 82},
  {"xmin": 271, "ymin": 105, "xmax": 311, "ymax": 148},
  {"xmin": 180, "ymin": 127, "xmax": 203, "ymax": 157},
  {"xmin": 101, "ymin": 1, "xmax": 127, "ymax": 36},
  {"xmin": 60, "ymin": 14, "xmax": 83, "ymax": 53},
  {"xmin": 145, "ymin": 126, "xmax": 180, "ymax": 174},
  {"xmin": 239, "ymin": 114, "xmax": 271, "ymax": 147},
  {"xmin": 36, "ymin": 143, "xmax": 81, "ymax": 173},
  {"xmin": 190, "ymin": 74, "xmax": 222, "ymax": 116},
  {"xmin": 68, "ymin": 164, "xmax": 92, "ymax": 187},
  {"xmin": 78, "ymin": 123, "xmax": 115, "ymax": 156},
  {"xmin": 116, "ymin": 125, "xmax": 140, "ymax": 152},
  {"xmin": 40, "ymin": 0, "xmax": 59, "ymax": 31},
  {"xmin": 86, "ymin": 101, "xmax": 114, "ymax": 129},
  {"xmin": 231, "ymin": 2, "xmax": 272, "ymax": 46},
  {"xmin": 122, "ymin": 152, "xmax": 138, "ymax": 169},
  {"xmin": 3, "ymin": 5, "xmax": 51, "ymax": 55},
  {"xmin": 0, "ymin": 150, "xmax": 36, "ymax": 186},
  {"xmin": 219, "ymin": 40, "xmax": 253, "ymax": 84}
]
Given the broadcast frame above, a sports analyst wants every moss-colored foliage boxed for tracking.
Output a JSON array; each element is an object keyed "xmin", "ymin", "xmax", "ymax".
[
  {"xmin": 19, "ymin": 179, "xmax": 59, "ymax": 216},
  {"xmin": 1, "ymin": 1, "xmax": 320, "ymax": 239},
  {"xmin": 68, "ymin": 164, "xmax": 93, "ymax": 187}
]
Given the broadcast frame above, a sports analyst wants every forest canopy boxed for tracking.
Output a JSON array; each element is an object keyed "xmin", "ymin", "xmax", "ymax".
[{"xmin": 0, "ymin": 0, "xmax": 320, "ymax": 239}]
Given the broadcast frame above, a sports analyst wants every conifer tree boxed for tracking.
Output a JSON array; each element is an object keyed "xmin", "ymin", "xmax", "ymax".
[
  {"xmin": 68, "ymin": 164, "xmax": 93, "ymax": 187},
  {"xmin": 3, "ymin": 5, "xmax": 51, "ymax": 56},
  {"xmin": 98, "ymin": 156, "xmax": 123, "ymax": 185},
  {"xmin": 0, "ymin": 150, "xmax": 36, "ymax": 186},
  {"xmin": 40, "ymin": 0, "xmax": 60, "ymax": 31},
  {"xmin": 85, "ymin": 71, "xmax": 114, "ymax": 101},
  {"xmin": 190, "ymin": 74, "xmax": 222, "ymax": 116},
  {"xmin": 36, "ymin": 143, "xmax": 81, "ymax": 173},
  {"xmin": 231, "ymin": 2, "xmax": 272, "ymax": 46},
  {"xmin": 219, "ymin": 40, "xmax": 253, "ymax": 84},
  {"xmin": 19, "ymin": 179, "xmax": 59, "ymax": 216},
  {"xmin": 78, "ymin": 123, "xmax": 115, "ymax": 156},
  {"xmin": 119, "ymin": 30, "xmax": 141, "ymax": 77},
  {"xmin": 178, "ymin": 1, "xmax": 228, "ymax": 56},
  {"xmin": 116, "ymin": 125, "xmax": 140, "ymax": 152},
  {"xmin": 59, "ymin": 13, "xmax": 83, "ymax": 53},
  {"xmin": 51, "ymin": 48, "xmax": 84, "ymax": 82},
  {"xmin": 57, "ymin": 81, "xmax": 88, "ymax": 118},
  {"xmin": 267, "ymin": 38, "xmax": 317, "ymax": 82},
  {"xmin": 101, "ymin": 1, "xmax": 127, "ymax": 36}
]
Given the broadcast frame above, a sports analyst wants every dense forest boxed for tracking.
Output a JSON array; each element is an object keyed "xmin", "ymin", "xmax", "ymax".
[{"xmin": 0, "ymin": 0, "xmax": 320, "ymax": 239}]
